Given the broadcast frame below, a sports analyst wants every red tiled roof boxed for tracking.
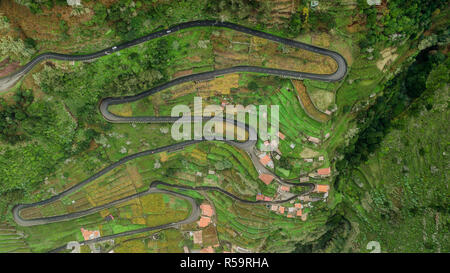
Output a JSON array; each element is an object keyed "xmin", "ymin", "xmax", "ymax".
[
  {"xmin": 279, "ymin": 206, "xmax": 285, "ymax": 214},
  {"xmin": 197, "ymin": 216, "xmax": 211, "ymax": 228},
  {"xmin": 316, "ymin": 184, "xmax": 330, "ymax": 193},
  {"xmin": 280, "ymin": 186, "xmax": 290, "ymax": 192},
  {"xmin": 317, "ymin": 167, "xmax": 331, "ymax": 175},
  {"xmin": 264, "ymin": 196, "xmax": 273, "ymax": 201},
  {"xmin": 259, "ymin": 154, "xmax": 271, "ymax": 166},
  {"xmin": 259, "ymin": 173, "xmax": 274, "ymax": 185},
  {"xmin": 80, "ymin": 228, "xmax": 100, "ymax": 241},
  {"xmin": 294, "ymin": 203, "xmax": 302, "ymax": 208},
  {"xmin": 256, "ymin": 194, "xmax": 264, "ymax": 201},
  {"xmin": 200, "ymin": 203, "xmax": 214, "ymax": 217},
  {"xmin": 296, "ymin": 210, "xmax": 302, "ymax": 217},
  {"xmin": 278, "ymin": 132, "xmax": 285, "ymax": 140}
]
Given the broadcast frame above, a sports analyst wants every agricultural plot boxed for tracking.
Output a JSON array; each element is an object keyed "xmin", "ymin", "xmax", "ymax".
[
  {"xmin": 0, "ymin": 222, "xmax": 31, "ymax": 253},
  {"xmin": 292, "ymin": 79, "xmax": 331, "ymax": 123},
  {"xmin": 208, "ymin": 190, "xmax": 331, "ymax": 252},
  {"xmin": 17, "ymin": 192, "xmax": 191, "ymax": 253}
]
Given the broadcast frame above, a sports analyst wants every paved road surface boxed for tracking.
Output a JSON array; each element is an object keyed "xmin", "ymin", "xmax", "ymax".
[{"xmin": 5, "ymin": 20, "xmax": 347, "ymax": 252}]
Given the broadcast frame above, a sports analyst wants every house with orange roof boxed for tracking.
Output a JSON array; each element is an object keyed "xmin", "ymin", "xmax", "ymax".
[
  {"xmin": 264, "ymin": 196, "xmax": 273, "ymax": 202},
  {"xmin": 200, "ymin": 203, "xmax": 214, "ymax": 217},
  {"xmin": 80, "ymin": 228, "xmax": 100, "ymax": 241},
  {"xmin": 278, "ymin": 132, "xmax": 285, "ymax": 140},
  {"xmin": 315, "ymin": 184, "xmax": 330, "ymax": 193},
  {"xmin": 259, "ymin": 154, "xmax": 272, "ymax": 166},
  {"xmin": 287, "ymin": 214, "xmax": 294, "ymax": 218},
  {"xmin": 317, "ymin": 167, "xmax": 331, "ymax": 176},
  {"xmin": 271, "ymin": 205, "xmax": 278, "ymax": 211},
  {"xmin": 197, "ymin": 216, "xmax": 211, "ymax": 228},
  {"xmin": 296, "ymin": 210, "xmax": 302, "ymax": 217},
  {"xmin": 280, "ymin": 185, "xmax": 290, "ymax": 192},
  {"xmin": 278, "ymin": 206, "xmax": 285, "ymax": 214},
  {"xmin": 256, "ymin": 194, "xmax": 264, "ymax": 201},
  {"xmin": 258, "ymin": 173, "xmax": 274, "ymax": 185},
  {"xmin": 294, "ymin": 203, "xmax": 302, "ymax": 209}
]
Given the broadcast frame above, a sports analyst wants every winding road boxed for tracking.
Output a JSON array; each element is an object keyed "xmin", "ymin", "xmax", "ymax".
[{"xmin": 4, "ymin": 20, "xmax": 347, "ymax": 252}]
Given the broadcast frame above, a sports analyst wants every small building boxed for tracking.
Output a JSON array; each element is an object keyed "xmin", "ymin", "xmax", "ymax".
[
  {"xmin": 315, "ymin": 184, "xmax": 330, "ymax": 193},
  {"xmin": 310, "ymin": 1, "xmax": 319, "ymax": 8},
  {"xmin": 367, "ymin": 0, "xmax": 381, "ymax": 5},
  {"xmin": 256, "ymin": 194, "xmax": 264, "ymax": 201},
  {"xmin": 307, "ymin": 136, "xmax": 321, "ymax": 144},
  {"xmin": 294, "ymin": 203, "xmax": 302, "ymax": 209},
  {"xmin": 264, "ymin": 196, "xmax": 273, "ymax": 202},
  {"xmin": 304, "ymin": 158, "xmax": 313, "ymax": 163},
  {"xmin": 271, "ymin": 205, "xmax": 279, "ymax": 211},
  {"xmin": 80, "ymin": 228, "xmax": 100, "ymax": 241},
  {"xmin": 280, "ymin": 185, "xmax": 290, "ymax": 192},
  {"xmin": 317, "ymin": 167, "xmax": 331, "ymax": 176},
  {"xmin": 200, "ymin": 203, "xmax": 214, "ymax": 217},
  {"xmin": 104, "ymin": 214, "xmax": 114, "ymax": 222},
  {"xmin": 296, "ymin": 210, "xmax": 303, "ymax": 217},
  {"xmin": 318, "ymin": 156, "xmax": 324, "ymax": 161},
  {"xmin": 67, "ymin": 0, "xmax": 81, "ymax": 6},
  {"xmin": 324, "ymin": 133, "xmax": 330, "ymax": 139},
  {"xmin": 299, "ymin": 176, "xmax": 310, "ymax": 183},
  {"xmin": 290, "ymin": 143, "xmax": 296, "ymax": 149},
  {"xmin": 278, "ymin": 132, "xmax": 285, "ymax": 140},
  {"xmin": 270, "ymin": 139, "xmax": 278, "ymax": 148},
  {"xmin": 197, "ymin": 216, "xmax": 211, "ymax": 228},
  {"xmin": 278, "ymin": 206, "xmax": 285, "ymax": 214},
  {"xmin": 259, "ymin": 173, "xmax": 275, "ymax": 185},
  {"xmin": 259, "ymin": 154, "xmax": 272, "ymax": 166},
  {"xmin": 299, "ymin": 195, "xmax": 311, "ymax": 202}
]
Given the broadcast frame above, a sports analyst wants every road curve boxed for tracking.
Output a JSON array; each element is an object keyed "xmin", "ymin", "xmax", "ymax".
[
  {"xmin": 7, "ymin": 20, "xmax": 347, "ymax": 251},
  {"xmin": 0, "ymin": 20, "xmax": 347, "ymax": 92}
]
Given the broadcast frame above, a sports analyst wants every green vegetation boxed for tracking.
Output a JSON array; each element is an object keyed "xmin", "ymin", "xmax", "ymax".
[
  {"xmin": 0, "ymin": 0, "xmax": 448, "ymax": 253},
  {"xmin": 357, "ymin": 0, "xmax": 447, "ymax": 49}
]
